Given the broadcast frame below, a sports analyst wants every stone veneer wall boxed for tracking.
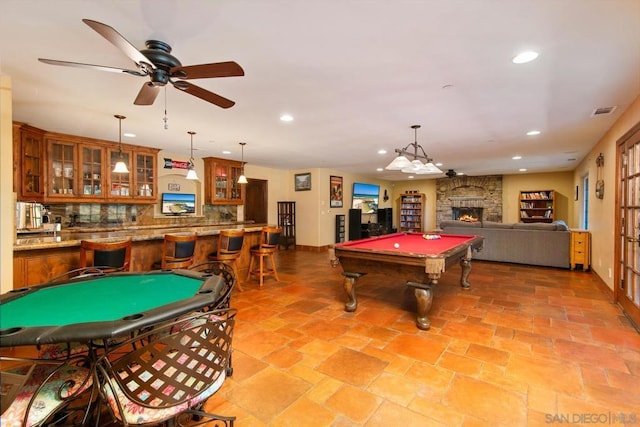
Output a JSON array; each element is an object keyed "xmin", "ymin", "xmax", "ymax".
[{"xmin": 435, "ymin": 175, "xmax": 503, "ymax": 226}]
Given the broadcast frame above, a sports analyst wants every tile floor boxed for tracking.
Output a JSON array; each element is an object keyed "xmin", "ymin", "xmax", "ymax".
[{"xmin": 203, "ymin": 249, "xmax": 640, "ymax": 427}]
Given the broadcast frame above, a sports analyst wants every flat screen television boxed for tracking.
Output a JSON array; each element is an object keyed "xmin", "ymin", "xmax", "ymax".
[
  {"xmin": 352, "ymin": 182, "xmax": 380, "ymax": 214},
  {"xmin": 161, "ymin": 193, "xmax": 196, "ymax": 215}
]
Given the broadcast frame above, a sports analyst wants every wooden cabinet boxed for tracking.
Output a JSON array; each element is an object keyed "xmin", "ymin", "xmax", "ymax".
[
  {"xmin": 203, "ymin": 157, "xmax": 243, "ymax": 205},
  {"xmin": 277, "ymin": 201, "xmax": 296, "ymax": 249},
  {"xmin": 519, "ymin": 190, "xmax": 556, "ymax": 223},
  {"xmin": 570, "ymin": 230, "xmax": 590, "ymax": 271},
  {"xmin": 13, "ymin": 123, "xmax": 45, "ymax": 201},
  {"xmin": 335, "ymin": 214, "xmax": 345, "ymax": 243},
  {"xmin": 399, "ymin": 193, "xmax": 425, "ymax": 232}
]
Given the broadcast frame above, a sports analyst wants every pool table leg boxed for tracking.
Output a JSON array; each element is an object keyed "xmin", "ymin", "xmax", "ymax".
[
  {"xmin": 342, "ymin": 272, "xmax": 366, "ymax": 312},
  {"xmin": 408, "ymin": 281, "xmax": 433, "ymax": 330},
  {"xmin": 460, "ymin": 256, "xmax": 472, "ymax": 289}
]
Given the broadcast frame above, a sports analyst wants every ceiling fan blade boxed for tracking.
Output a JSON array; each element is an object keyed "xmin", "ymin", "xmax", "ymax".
[
  {"xmin": 82, "ymin": 19, "xmax": 155, "ymax": 70},
  {"xmin": 170, "ymin": 61, "xmax": 245, "ymax": 80},
  {"xmin": 38, "ymin": 58, "xmax": 145, "ymax": 76},
  {"xmin": 172, "ymin": 81, "xmax": 235, "ymax": 109},
  {"xmin": 134, "ymin": 83, "xmax": 160, "ymax": 105}
]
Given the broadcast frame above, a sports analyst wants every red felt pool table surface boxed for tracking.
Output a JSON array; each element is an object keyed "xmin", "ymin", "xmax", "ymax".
[{"xmin": 336, "ymin": 232, "xmax": 478, "ymax": 256}]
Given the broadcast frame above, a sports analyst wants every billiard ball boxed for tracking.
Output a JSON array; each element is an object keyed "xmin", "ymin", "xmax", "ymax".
[{"xmin": 393, "ymin": 243, "xmax": 400, "ymax": 248}]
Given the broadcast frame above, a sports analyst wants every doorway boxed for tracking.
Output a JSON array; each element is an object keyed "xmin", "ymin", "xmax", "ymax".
[
  {"xmin": 615, "ymin": 122, "xmax": 640, "ymax": 329},
  {"xmin": 245, "ymin": 178, "xmax": 268, "ymax": 224}
]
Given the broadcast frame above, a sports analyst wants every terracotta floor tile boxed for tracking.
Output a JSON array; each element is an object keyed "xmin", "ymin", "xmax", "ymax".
[
  {"xmin": 365, "ymin": 400, "xmax": 442, "ymax": 427},
  {"xmin": 234, "ymin": 328, "xmax": 291, "ymax": 359},
  {"xmin": 326, "ymin": 384, "xmax": 382, "ymax": 423},
  {"xmin": 483, "ymin": 311, "xmax": 534, "ymax": 332},
  {"xmin": 317, "ymin": 347, "xmax": 389, "ymax": 387},
  {"xmin": 270, "ymin": 397, "xmax": 336, "ymax": 427},
  {"xmin": 440, "ymin": 320, "xmax": 494, "ymax": 345},
  {"xmin": 466, "ymin": 343, "xmax": 509, "ymax": 366},
  {"xmin": 366, "ymin": 372, "xmax": 423, "ymax": 406},
  {"xmin": 384, "ymin": 334, "xmax": 448, "ymax": 364},
  {"xmin": 554, "ymin": 338, "xmax": 630, "ymax": 372},
  {"xmin": 505, "ymin": 354, "xmax": 583, "ymax": 396},
  {"xmin": 408, "ymin": 396, "xmax": 467, "ymax": 426},
  {"xmin": 263, "ymin": 347, "xmax": 304, "ymax": 369},
  {"xmin": 437, "ymin": 351, "xmax": 482, "ymax": 376},
  {"xmin": 443, "ymin": 375, "xmax": 527, "ymax": 426}
]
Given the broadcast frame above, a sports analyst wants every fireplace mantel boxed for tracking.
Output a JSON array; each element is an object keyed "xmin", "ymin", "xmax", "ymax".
[{"xmin": 448, "ymin": 197, "xmax": 486, "ymax": 207}]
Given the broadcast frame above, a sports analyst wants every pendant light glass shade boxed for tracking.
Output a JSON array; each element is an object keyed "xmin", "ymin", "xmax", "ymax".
[
  {"xmin": 186, "ymin": 131, "xmax": 198, "ymax": 180},
  {"xmin": 112, "ymin": 114, "xmax": 129, "ymax": 173},
  {"xmin": 385, "ymin": 125, "xmax": 442, "ymax": 174},
  {"xmin": 237, "ymin": 142, "xmax": 248, "ymax": 184}
]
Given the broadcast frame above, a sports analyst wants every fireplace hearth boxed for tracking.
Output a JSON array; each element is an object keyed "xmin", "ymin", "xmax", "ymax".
[
  {"xmin": 452, "ymin": 207, "xmax": 483, "ymax": 222},
  {"xmin": 436, "ymin": 175, "xmax": 503, "ymax": 225}
]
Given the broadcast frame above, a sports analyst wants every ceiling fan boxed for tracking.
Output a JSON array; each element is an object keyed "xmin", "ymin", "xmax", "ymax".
[{"xmin": 39, "ymin": 19, "xmax": 244, "ymax": 108}]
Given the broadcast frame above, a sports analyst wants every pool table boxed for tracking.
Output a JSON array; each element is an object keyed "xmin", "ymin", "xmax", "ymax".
[
  {"xmin": 0, "ymin": 270, "xmax": 224, "ymax": 347},
  {"xmin": 333, "ymin": 232, "xmax": 484, "ymax": 330}
]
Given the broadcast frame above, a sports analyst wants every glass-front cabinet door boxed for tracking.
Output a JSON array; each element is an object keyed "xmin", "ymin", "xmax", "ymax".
[
  {"xmin": 229, "ymin": 163, "xmax": 242, "ymax": 201},
  {"xmin": 109, "ymin": 149, "xmax": 131, "ymax": 197},
  {"xmin": 16, "ymin": 126, "xmax": 44, "ymax": 200},
  {"xmin": 49, "ymin": 140, "xmax": 77, "ymax": 197},
  {"xmin": 204, "ymin": 157, "xmax": 244, "ymax": 204},
  {"xmin": 135, "ymin": 152, "xmax": 155, "ymax": 198},
  {"xmin": 81, "ymin": 145, "xmax": 104, "ymax": 197}
]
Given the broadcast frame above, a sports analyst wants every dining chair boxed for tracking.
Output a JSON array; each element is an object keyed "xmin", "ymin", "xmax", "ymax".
[
  {"xmin": 95, "ymin": 309, "xmax": 237, "ymax": 427},
  {"xmin": 246, "ymin": 226, "xmax": 282, "ymax": 287},
  {"xmin": 151, "ymin": 233, "xmax": 197, "ymax": 270},
  {"xmin": 80, "ymin": 239, "xmax": 132, "ymax": 272},
  {"xmin": 0, "ymin": 354, "xmax": 94, "ymax": 427},
  {"xmin": 208, "ymin": 229, "xmax": 245, "ymax": 292}
]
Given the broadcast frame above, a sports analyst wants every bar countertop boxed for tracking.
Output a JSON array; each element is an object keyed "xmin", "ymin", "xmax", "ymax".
[{"xmin": 14, "ymin": 222, "xmax": 268, "ymax": 251}]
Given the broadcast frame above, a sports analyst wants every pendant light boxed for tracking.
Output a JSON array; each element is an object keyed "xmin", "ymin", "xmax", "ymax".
[
  {"xmin": 185, "ymin": 131, "xmax": 198, "ymax": 180},
  {"xmin": 237, "ymin": 142, "xmax": 248, "ymax": 184},
  {"xmin": 385, "ymin": 125, "xmax": 442, "ymax": 174},
  {"xmin": 112, "ymin": 114, "xmax": 129, "ymax": 173}
]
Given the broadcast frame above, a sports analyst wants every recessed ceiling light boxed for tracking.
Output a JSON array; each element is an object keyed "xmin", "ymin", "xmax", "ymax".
[
  {"xmin": 435, "ymin": 162, "xmax": 443, "ymax": 167},
  {"xmin": 512, "ymin": 155, "xmax": 522, "ymax": 160},
  {"xmin": 526, "ymin": 130, "xmax": 541, "ymax": 136},
  {"xmin": 519, "ymin": 168, "xmax": 527, "ymax": 172},
  {"xmin": 376, "ymin": 167, "xmax": 383, "ymax": 172},
  {"xmin": 512, "ymin": 51, "xmax": 539, "ymax": 64},
  {"xmin": 222, "ymin": 150, "xmax": 231, "ymax": 154},
  {"xmin": 408, "ymin": 176, "xmax": 415, "ymax": 179},
  {"xmin": 457, "ymin": 172, "xmax": 465, "ymax": 176},
  {"xmin": 280, "ymin": 114, "xmax": 294, "ymax": 122},
  {"xmin": 378, "ymin": 149, "xmax": 387, "ymax": 155},
  {"xmin": 123, "ymin": 132, "xmax": 136, "ymax": 138}
]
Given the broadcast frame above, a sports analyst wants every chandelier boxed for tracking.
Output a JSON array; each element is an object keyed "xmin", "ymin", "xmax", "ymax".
[
  {"xmin": 185, "ymin": 131, "xmax": 198, "ymax": 180},
  {"xmin": 385, "ymin": 125, "xmax": 442, "ymax": 174}
]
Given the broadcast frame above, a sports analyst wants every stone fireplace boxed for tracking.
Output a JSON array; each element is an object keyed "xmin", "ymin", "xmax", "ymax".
[{"xmin": 436, "ymin": 175, "xmax": 502, "ymax": 225}]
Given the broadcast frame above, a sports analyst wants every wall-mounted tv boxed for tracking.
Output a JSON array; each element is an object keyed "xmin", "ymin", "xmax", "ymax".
[
  {"xmin": 161, "ymin": 193, "xmax": 196, "ymax": 215},
  {"xmin": 352, "ymin": 182, "xmax": 380, "ymax": 214}
]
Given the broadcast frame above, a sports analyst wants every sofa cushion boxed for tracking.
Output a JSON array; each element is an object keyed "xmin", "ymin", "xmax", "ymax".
[
  {"xmin": 513, "ymin": 222, "xmax": 557, "ymax": 231},
  {"xmin": 481, "ymin": 221, "xmax": 514, "ymax": 229}
]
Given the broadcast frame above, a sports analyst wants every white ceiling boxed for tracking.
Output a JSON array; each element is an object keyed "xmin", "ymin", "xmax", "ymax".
[{"xmin": 1, "ymin": 0, "xmax": 639, "ymax": 181}]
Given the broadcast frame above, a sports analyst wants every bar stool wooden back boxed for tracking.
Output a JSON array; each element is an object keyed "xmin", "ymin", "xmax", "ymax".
[
  {"xmin": 246, "ymin": 227, "xmax": 282, "ymax": 287},
  {"xmin": 152, "ymin": 233, "xmax": 197, "ymax": 270},
  {"xmin": 80, "ymin": 239, "xmax": 132, "ymax": 272}
]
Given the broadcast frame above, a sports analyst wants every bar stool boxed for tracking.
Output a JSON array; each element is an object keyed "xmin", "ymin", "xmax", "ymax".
[
  {"xmin": 247, "ymin": 227, "xmax": 282, "ymax": 287},
  {"xmin": 208, "ymin": 229, "xmax": 245, "ymax": 292},
  {"xmin": 152, "ymin": 233, "xmax": 197, "ymax": 270},
  {"xmin": 80, "ymin": 239, "xmax": 132, "ymax": 272}
]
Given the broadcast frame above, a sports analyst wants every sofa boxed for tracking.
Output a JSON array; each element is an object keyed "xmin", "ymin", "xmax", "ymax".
[{"xmin": 438, "ymin": 220, "xmax": 570, "ymax": 268}]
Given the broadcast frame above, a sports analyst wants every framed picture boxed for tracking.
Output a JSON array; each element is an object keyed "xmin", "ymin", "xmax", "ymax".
[
  {"xmin": 168, "ymin": 183, "xmax": 180, "ymax": 191},
  {"xmin": 330, "ymin": 175, "xmax": 343, "ymax": 207},
  {"xmin": 295, "ymin": 173, "xmax": 311, "ymax": 191}
]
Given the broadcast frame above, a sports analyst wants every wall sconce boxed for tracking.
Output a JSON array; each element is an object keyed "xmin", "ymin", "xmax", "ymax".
[{"xmin": 595, "ymin": 153, "xmax": 604, "ymax": 199}]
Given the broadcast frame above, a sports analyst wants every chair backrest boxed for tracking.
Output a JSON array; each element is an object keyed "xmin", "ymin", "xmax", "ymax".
[
  {"xmin": 217, "ymin": 229, "xmax": 245, "ymax": 255},
  {"xmin": 188, "ymin": 261, "xmax": 236, "ymax": 309},
  {"xmin": 161, "ymin": 233, "xmax": 197, "ymax": 269},
  {"xmin": 260, "ymin": 226, "xmax": 282, "ymax": 249},
  {"xmin": 96, "ymin": 309, "xmax": 236, "ymax": 425},
  {"xmin": 80, "ymin": 239, "xmax": 131, "ymax": 272}
]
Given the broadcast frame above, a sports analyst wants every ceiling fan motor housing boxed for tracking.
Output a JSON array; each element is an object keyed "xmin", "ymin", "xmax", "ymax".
[{"xmin": 141, "ymin": 40, "xmax": 182, "ymax": 86}]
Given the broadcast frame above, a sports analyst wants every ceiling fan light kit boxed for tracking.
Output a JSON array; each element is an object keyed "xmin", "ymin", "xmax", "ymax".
[
  {"xmin": 385, "ymin": 125, "xmax": 443, "ymax": 175},
  {"xmin": 112, "ymin": 114, "xmax": 129, "ymax": 174},
  {"xmin": 39, "ymin": 19, "xmax": 244, "ymax": 109}
]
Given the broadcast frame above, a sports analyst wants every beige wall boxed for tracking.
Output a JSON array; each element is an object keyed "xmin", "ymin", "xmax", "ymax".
[
  {"xmin": 573, "ymin": 94, "xmax": 640, "ymax": 290},
  {"xmin": 1, "ymin": 76, "xmax": 13, "ymax": 294}
]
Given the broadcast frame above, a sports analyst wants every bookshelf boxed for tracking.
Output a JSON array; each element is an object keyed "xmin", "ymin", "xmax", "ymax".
[
  {"xmin": 335, "ymin": 214, "xmax": 345, "ymax": 243},
  {"xmin": 399, "ymin": 193, "xmax": 425, "ymax": 232},
  {"xmin": 519, "ymin": 190, "xmax": 555, "ymax": 223}
]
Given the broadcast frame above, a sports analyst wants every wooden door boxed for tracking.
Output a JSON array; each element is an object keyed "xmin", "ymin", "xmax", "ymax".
[
  {"xmin": 615, "ymin": 122, "xmax": 640, "ymax": 328},
  {"xmin": 245, "ymin": 179, "xmax": 268, "ymax": 224}
]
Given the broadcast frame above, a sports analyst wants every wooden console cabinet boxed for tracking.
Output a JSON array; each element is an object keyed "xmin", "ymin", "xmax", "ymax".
[{"xmin": 570, "ymin": 230, "xmax": 590, "ymax": 271}]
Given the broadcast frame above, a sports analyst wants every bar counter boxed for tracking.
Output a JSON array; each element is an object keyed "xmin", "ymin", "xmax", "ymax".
[{"xmin": 13, "ymin": 223, "xmax": 269, "ymax": 289}]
